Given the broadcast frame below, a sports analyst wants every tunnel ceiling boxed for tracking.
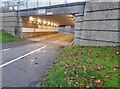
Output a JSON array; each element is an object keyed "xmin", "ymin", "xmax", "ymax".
[{"xmin": 22, "ymin": 14, "xmax": 75, "ymax": 26}]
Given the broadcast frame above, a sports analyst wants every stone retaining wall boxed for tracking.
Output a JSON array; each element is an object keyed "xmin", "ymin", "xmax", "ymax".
[
  {"xmin": 74, "ymin": 2, "xmax": 120, "ymax": 46},
  {"xmin": 0, "ymin": 11, "xmax": 22, "ymax": 37}
]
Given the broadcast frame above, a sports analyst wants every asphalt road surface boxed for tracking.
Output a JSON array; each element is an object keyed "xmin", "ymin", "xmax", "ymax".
[{"xmin": 1, "ymin": 34, "xmax": 73, "ymax": 87}]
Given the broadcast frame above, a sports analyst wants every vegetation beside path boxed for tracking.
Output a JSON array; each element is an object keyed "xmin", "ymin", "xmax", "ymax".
[
  {"xmin": 41, "ymin": 46, "xmax": 119, "ymax": 88},
  {"xmin": 0, "ymin": 31, "xmax": 22, "ymax": 43}
]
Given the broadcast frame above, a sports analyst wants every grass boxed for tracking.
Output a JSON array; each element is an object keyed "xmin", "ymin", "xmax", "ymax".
[
  {"xmin": 0, "ymin": 31, "xmax": 22, "ymax": 43},
  {"xmin": 41, "ymin": 46, "xmax": 120, "ymax": 88}
]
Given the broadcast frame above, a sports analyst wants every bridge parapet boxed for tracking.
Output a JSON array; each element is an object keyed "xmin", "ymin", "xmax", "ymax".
[{"xmin": 18, "ymin": 2, "xmax": 85, "ymax": 16}]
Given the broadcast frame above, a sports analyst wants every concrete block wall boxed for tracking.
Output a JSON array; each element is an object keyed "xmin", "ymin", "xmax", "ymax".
[
  {"xmin": 0, "ymin": 12, "xmax": 3, "ymax": 30},
  {"xmin": 74, "ymin": 14, "xmax": 83, "ymax": 45},
  {"xmin": 17, "ymin": 15, "xmax": 23, "ymax": 38},
  {"xmin": 0, "ymin": 11, "xmax": 22, "ymax": 37},
  {"xmin": 0, "ymin": 11, "xmax": 17, "ymax": 36},
  {"xmin": 74, "ymin": 2, "xmax": 120, "ymax": 46}
]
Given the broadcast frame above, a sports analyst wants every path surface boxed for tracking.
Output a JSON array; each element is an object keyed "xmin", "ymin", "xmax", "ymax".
[{"xmin": 1, "ymin": 34, "xmax": 73, "ymax": 87}]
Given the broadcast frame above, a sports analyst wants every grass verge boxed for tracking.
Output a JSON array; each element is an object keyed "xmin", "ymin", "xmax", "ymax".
[
  {"xmin": 41, "ymin": 46, "xmax": 120, "ymax": 88},
  {"xmin": 0, "ymin": 31, "xmax": 22, "ymax": 43}
]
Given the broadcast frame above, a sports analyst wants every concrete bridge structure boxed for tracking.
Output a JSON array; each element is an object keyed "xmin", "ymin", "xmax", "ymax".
[{"xmin": 0, "ymin": 1, "xmax": 120, "ymax": 46}]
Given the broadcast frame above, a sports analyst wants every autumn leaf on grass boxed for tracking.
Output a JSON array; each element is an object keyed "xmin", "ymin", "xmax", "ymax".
[
  {"xmin": 67, "ymin": 80, "xmax": 73, "ymax": 85},
  {"xmin": 114, "ymin": 66, "xmax": 119, "ymax": 71},
  {"xmin": 90, "ymin": 76, "xmax": 95, "ymax": 79},
  {"xmin": 95, "ymin": 79, "xmax": 103, "ymax": 88},
  {"xmin": 83, "ymin": 66, "xmax": 87, "ymax": 73},
  {"xmin": 70, "ymin": 52, "xmax": 82, "ymax": 56},
  {"xmin": 89, "ymin": 64, "xmax": 93, "ymax": 70},
  {"xmin": 64, "ymin": 71, "xmax": 67, "ymax": 74},
  {"xmin": 64, "ymin": 63, "xmax": 70, "ymax": 69},
  {"xmin": 75, "ymin": 73, "xmax": 79, "ymax": 77},
  {"xmin": 76, "ymin": 82, "xmax": 79, "ymax": 85},
  {"xmin": 68, "ymin": 76, "xmax": 74, "ymax": 80},
  {"xmin": 112, "ymin": 51, "xmax": 120, "ymax": 55},
  {"xmin": 106, "ymin": 74, "xmax": 114, "ymax": 79},
  {"xmin": 96, "ymin": 54, "xmax": 101, "ymax": 58},
  {"xmin": 97, "ymin": 84, "xmax": 101, "ymax": 88},
  {"xmin": 80, "ymin": 83, "xmax": 84, "ymax": 87},
  {"xmin": 86, "ymin": 51, "xmax": 91, "ymax": 56},
  {"xmin": 97, "ymin": 65, "xmax": 105, "ymax": 71}
]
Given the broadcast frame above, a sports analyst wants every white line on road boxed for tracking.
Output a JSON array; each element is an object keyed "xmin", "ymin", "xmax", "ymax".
[
  {"xmin": 0, "ymin": 46, "xmax": 46, "ymax": 68},
  {"xmin": 2, "ymin": 48, "xmax": 11, "ymax": 51},
  {"xmin": 53, "ymin": 38, "xmax": 64, "ymax": 43}
]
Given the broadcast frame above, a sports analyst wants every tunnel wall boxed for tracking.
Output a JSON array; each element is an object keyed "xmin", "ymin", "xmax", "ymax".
[
  {"xmin": 0, "ymin": 11, "xmax": 22, "ymax": 37},
  {"xmin": 74, "ymin": 2, "xmax": 120, "ymax": 46},
  {"xmin": 22, "ymin": 27, "xmax": 58, "ymax": 38},
  {"xmin": 57, "ymin": 26, "xmax": 75, "ymax": 34},
  {"xmin": 21, "ymin": 17, "xmax": 58, "ymax": 38},
  {"xmin": 22, "ymin": 32, "xmax": 58, "ymax": 38}
]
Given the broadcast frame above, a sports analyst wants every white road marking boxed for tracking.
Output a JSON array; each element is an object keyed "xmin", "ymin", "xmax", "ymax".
[
  {"xmin": 37, "ymin": 49, "xmax": 46, "ymax": 53},
  {"xmin": 0, "ymin": 46, "xmax": 46, "ymax": 68},
  {"xmin": 43, "ymin": 50, "xmax": 46, "ymax": 53},
  {"xmin": 31, "ymin": 60, "xmax": 34, "ymax": 62},
  {"xmin": 2, "ymin": 48, "xmax": 11, "ymax": 51},
  {"xmin": 54, "ymin": 38, "xmax": 64, "ymax": 43}
]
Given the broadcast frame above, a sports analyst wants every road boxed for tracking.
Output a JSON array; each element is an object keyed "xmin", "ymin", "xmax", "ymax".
[{"xmin": 1, "ymin": 34, "xmax": 73, "ymax": 87}]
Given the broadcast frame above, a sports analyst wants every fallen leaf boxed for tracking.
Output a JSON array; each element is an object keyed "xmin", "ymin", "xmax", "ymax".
[
  {"xmin": 83, "ymin": 66, "xmax": 87, "ymax": 73},
  {"xmin": 76, "ymin": 74, "xmax": 79, "ymax": 77},
  {"xmin": 95, "ymin": 79, "xmax": 101, "ymax": 83},
  {"xmin": 64, "ymin": 71, "xmax": 67, "ymax": 74},
  {"xmin": 80, "ymin": 83, "xmax": 84, "ymax": 87},
  {"xmin": 64, "ymin": 63, "xmax": 70, "ymax": 69},
  {"xmin": 116, "ymin": 51, "xmax": 119, "ymax": 55},
  {"xmin": 114, "ymin": 66, "xmax": 119, "ymax": 70},
  {"xmin": 76, "ymin": 82, "xmax": 79, "ymax": 85},
  {"xmin": 106, "ymin": 74, "xmax": 114, "ymax": 79},
  {"xmin": 60, "ymin": 86, "xmax": 62, "ymax": 87},
  {"xmin": 67, "ymin": 80, "xmax": 73, "ymax": 85},
  {"xmin": 100, "ymin": 80, "xmax": 103, "ymax": 84},
  {"xmin": 89, "ymin": 65, "xmax": 93, "ymax": 70},
  {"xmin": 90, "ymin": 76, "xmax": 95, "ymax": 79},
  {"xmin": 86, "ymin": 85, "xmax": 89, "ymax": 88},
  {"xmin": 96, "ymin": 54, "xmax": 101, "ymax": 58},
  {"xmin": 68, "ymin": 76, "xmax": 74, "ymax": 80},
  {"xmin": 97, "ymin": 83, "xmax": 101, "ymax": 88},
  {"xmin": 87, "ymin": 52, "xmax": 90, "ymax": 55}
]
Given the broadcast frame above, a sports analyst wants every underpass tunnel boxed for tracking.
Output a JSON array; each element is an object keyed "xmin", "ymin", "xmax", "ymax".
[{"xmin": 21, "ymin": 14, "xmax": 75, "ymax": 38}]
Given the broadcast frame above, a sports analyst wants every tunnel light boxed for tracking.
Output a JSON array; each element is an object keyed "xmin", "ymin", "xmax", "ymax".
[
  {"xmin": 56, "ymin": 24, "xmax": 58, "ymax": 27},
  {"xmin": 43, "ymin": 20, "xmax": 47, "ymax": 25},
  {"xmin": 37, "ymin": 19, "xmax": 41, "ymax": 23},
  {"xmin": 54, "ymin": 23, "xmax": 57, "ymax": 27},
  {"xmin": 48, "ymin": 22, "xmax": 51, "ymax": 25},
  {"xmin": 51, "ymin": 22, "xmax": 54, "ymax": 26},
  {"xmin": 33, "ymin": 21, "xmax": 36, "ymax": 24},
  {"xmin": 29, "ymin": 16, "xmax": 34, "ymax": 21}
]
